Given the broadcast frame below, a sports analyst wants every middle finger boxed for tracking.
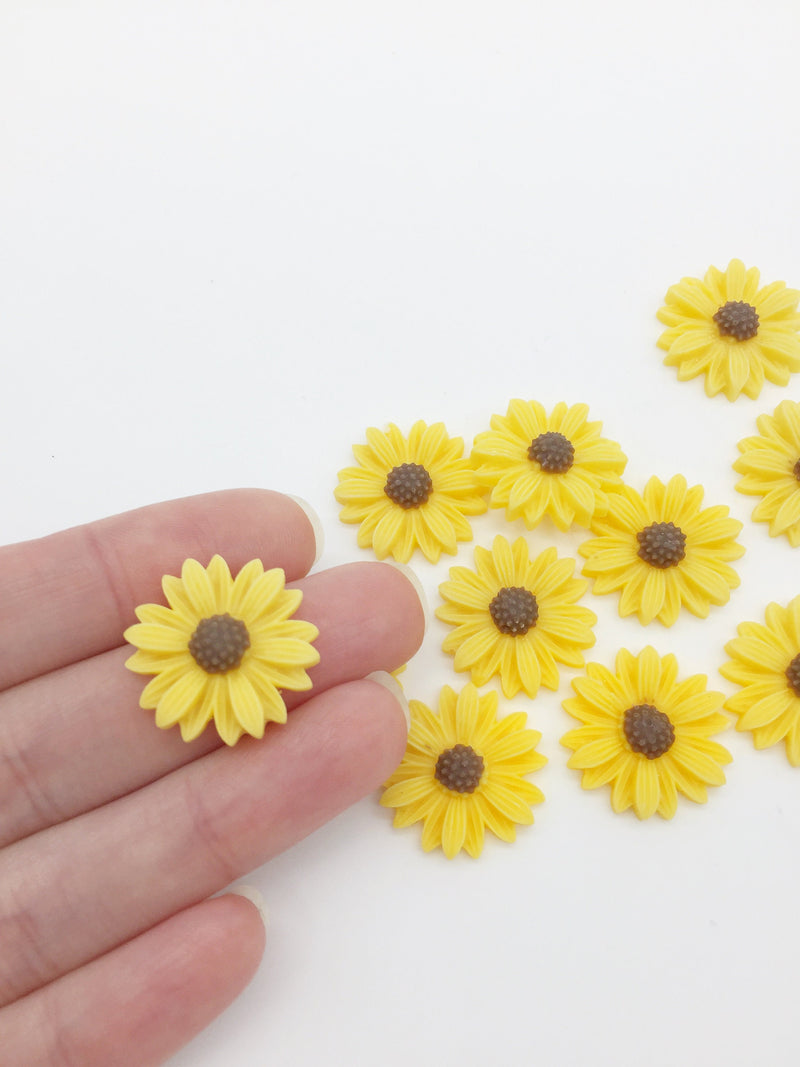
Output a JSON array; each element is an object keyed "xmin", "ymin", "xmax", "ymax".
[{"xmin": 0, "ymin": 562, "xmax": 424, "ymax": 848}]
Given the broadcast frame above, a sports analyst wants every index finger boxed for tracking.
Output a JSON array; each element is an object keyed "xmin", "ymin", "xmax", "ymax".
[{"xmin": 0, "ymin": 489, "xmax": 320, "ymax": 691}]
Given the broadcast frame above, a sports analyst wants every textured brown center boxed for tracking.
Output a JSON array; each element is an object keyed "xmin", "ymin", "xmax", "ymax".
[
  {"xmin": 489, "ymin": 586, "xmax": 539, "ymax": 635},
  {"xmin": 384, "ymin": 463, "xmax": 433, "ymax": 508},
  {"xmin": 786, "ymin": 653, "xmax": 800, "ymax": 698},
  {"xmin": 188, "ymin": 613, "xmax": 250, "ymax": 673},
  {"xmin": 434, "ymin": 744, "xmax": 485, "ymax": 793},
  {"xmin": 713, "ymin": 300, "xmax": 759, "ymax": 341},
  {"xmin": 623, "ymin": 704, "xmax": 675, "ymax": 759},
  {"xmin": 793, "ymin": 458, "xmax": 800, "ymax": 483},
  {"xmin": 637, "ymin": 522, "xmax": 687, "ymax": 568},
  {"xmin": 527, "ymin": 431, "xmax": 575, "ymax": 473}
]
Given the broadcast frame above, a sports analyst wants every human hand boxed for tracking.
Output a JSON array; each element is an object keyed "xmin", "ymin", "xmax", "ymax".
[{"xmin": 0, "ymin": 490, "xmax": 424, "ymax": 1065}]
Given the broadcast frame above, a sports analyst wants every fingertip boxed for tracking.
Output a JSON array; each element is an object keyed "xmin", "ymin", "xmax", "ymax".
[
  {"xmin": 226, "ymin": 884, "xmax": 270, "ymax": 937},
  {"xmin": 379, "ymin": 560, "xmax": 429, "ymax": 644},
  {"xmin": 206, "ymin": 892, "xmax": 267, "ymax": 979},
  {"xmin": 357, "ymin": 676, "xmax": 411, "ymax": 774},
  {"xmin": 286, "ymin": 495, "xmax": 325, "ymax": 568},
  {"xmin": 366, "ymin": 670, "xmax": 411, "ymax": 732}
]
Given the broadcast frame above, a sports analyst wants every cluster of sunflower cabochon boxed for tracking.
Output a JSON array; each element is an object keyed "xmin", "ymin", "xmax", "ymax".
[{"xmin": 124, "ymin": 259, "xmax": 800, "ymax": 860}]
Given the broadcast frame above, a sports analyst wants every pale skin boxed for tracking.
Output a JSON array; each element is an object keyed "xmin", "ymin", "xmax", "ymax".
[{"xmin": 0, "ymin": 489, "xmax": 425, "ymax": 1065}]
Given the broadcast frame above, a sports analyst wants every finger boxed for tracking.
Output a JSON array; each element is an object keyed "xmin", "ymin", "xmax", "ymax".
[
  {"xmin": 0, "ymin": 676, "xmax": 407, "ymax": 1004},
  {"xmin": 0, "ymin": 489, "xmax": 320, "ymax": 691},
  {"xmin": 0, "ymin": 562, "xmax": 424, "ymax": 848},
  {"xmin": 1, "ymin": 893, "xmax": 266, "ymax": 1067}
]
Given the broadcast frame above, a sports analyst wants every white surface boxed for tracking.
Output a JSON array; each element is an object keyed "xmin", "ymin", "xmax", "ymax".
[{"xmin": 3, "ymin": 2, "xmax": 800, "ymax": 1065}]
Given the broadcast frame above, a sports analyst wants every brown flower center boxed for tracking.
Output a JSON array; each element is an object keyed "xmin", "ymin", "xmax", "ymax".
[
  {"xmin": 434, "ymin": 744, "xmax": 485, "ymax": 793},
  {"xmin": 713, "ymin": 300, "xmax": 759, "ymax": 341},
  {"xmin": 637, "ymin": 521, "xmax": 687, "ymax": 569},
  {"xmin": 489, "ymin": 586, "xmax": 539, "ymax": 635},
  {"xmin": 623, "ymin": 704, "xmax": 675, "ymax": 759},
  {"xmin": 793, "ymin": 458, "xmax": 800, "ymax": 483},
  {"xmin": 189, "ymin": 613, "xmax": 250, "ymax": 673},
  {"xmin": 527, "ymin": 431, "xmax": 575, "ymax": 473},
  {"xmin": 786, "ymin": 653, "xmax": 800, "ymax": 698},
  {"xmin": 384, "ymin": 462, "xmax": 433, "ymax": 508}
]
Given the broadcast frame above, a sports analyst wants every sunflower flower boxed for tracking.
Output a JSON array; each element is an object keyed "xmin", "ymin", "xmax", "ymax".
[
  {"xmin": 124, "ymin": 555, "xmax": 319, "ymax": 746},
  {"xmin": 381, "ymin": 684, "xmax": 546, "ymax": 858},
  {"xmin": 562, "ymin": 647, "xmax": 731, "ymax": 819},
  {"xmin": 436, "ymin": 534, "xmax": 596, "ymax": 698},
  {"xmin": 657, "ymin": 258, "xmax": 800, "ymax": 401},
  {"xmin": 733, "ymin": 399, "xmax": 800, "ymax": 547},
  {"xmin": 579, "ymin": 475, "xmax": 744, "ymax": 626},
  {"xmin": 720, "ymin": 597, "xmax": 800, "ymax": 765},
  {"xmin": 470, "ymin": 400, "xmax": 627, "ymax": 530},
  {"xmin": 334, "ymin": 421, "xmax": 487, "ymax": 563}
]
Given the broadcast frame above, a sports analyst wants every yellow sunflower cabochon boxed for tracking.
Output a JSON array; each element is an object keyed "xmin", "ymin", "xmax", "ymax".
[
  {"xmin": 734, "ymin": 399, "xmax": 800, "ymax": 547},
  {"xmin": 436, "ymin": 534, "xmax": 596, "ymax": 699},
  {"xmin": 124, "ymin": 555, "xmax": 319, "ymax": 746},
  {"xmin": 579, "ymin": 474, "xmax": 744, "ymax": 626},
  {"xmin": 334, "ymin": 420, "xmax": 487, "ymax": 563},
  {"xmin": 562, "ymin": 647, "xmax": 731, "ymax": 820},
  {"xmin": 720, "ymin": 597, "xmax": 800, "ymax": 766},
  {"xmin": 470, "ymin": 399, "xmax": 627, "ymax": 530},
  {"xmin": 381, "ymin": 684, "xmax": 546, "ymax": 859},
  {"xmin": 657, "ymin": 258, "xmax": 800, "ymax": 401}
]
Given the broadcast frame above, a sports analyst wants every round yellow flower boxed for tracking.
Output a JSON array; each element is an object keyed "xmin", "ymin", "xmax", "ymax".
[
  {"xmin": 436, "ymin": 534, "xmax": 596, "ymax": 698},
  {"xmin": 381, "ymin": 684, "xmax": 546, "ymax": 859},
  {"xmin": 733, "ymin": 399, "xmax": 800, "ymax": 547},
  {"xmin": 720, "ymin": 597, "xmax": 800, "ymax": 765},
  {"xmin": 657, "ymin": 258, "xmax": 800, "ymax": 401},
  {"xmin": 562, "ymin": 647, "xmax": 731, "ymax": 820},
  {"xmin": 334, "ymin": 421, "xmax": 487, "ymax": 563},
  {"xmin": 579, "ymin": 475, "xmax": 744, "ymax": 626},
  {"xmin": 124, "ymin": 555, "xmax": 319, "ymax": 746},
  {"xmin": 470, "ymin": 399, "xmax": 627, "ymax": 530}
]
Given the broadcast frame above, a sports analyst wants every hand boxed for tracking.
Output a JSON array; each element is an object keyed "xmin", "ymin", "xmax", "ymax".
[{"xmin": 0, "ymin": 490, "xmax": 424, "ymax": 1066}]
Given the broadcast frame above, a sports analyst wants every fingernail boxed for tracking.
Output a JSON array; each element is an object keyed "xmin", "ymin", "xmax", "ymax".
[
  {"xmin": 287, "ymin": 495, "xmax": 325, "ymax": 567},
  {"xmin": 367, "ymin": 670, "xmax": 411, "ymax": 732},
  {"xmin": 382, "ymin": 560, "xmax": 430, "ymax": 636},
  {"xmin": 228, "ymin": 884, "xmax": 270, "ymax": 932}
]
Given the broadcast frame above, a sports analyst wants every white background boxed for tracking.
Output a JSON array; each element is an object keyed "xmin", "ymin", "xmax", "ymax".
[{"xmin": 3, "ymin": 2, "xmax": 800, "ymax": 1065}]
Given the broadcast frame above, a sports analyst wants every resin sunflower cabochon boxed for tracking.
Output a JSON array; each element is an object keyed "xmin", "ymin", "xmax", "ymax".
[
  {"xmin": 124, "ymin": 555, "xmax": 319, "ymax": 746},
  {"xmin": 657, "ymin": 258, "xmax": 800, "ymax": 401}
]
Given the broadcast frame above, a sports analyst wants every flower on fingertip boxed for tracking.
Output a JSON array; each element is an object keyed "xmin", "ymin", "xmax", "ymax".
[{"xmin": 124, "ymin": 555, "xmax": 319, "ymax": 746}]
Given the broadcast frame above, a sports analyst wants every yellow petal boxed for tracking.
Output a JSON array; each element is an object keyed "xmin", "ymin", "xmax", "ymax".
[
  {"xmin": 180, "ymin": 559, "xmax": 217, "ymax": 617},
  {"xmin": 657, "ymin": 774, "xmax": 678, "ymax": 819},
  {"xmin": 125, "ymin": 623, "xmax": 191, "ymax": 653},
  {"xmin": 155, "ymin": 671, "xmax": 207, "ymax": 729},
  {"xmin": 463, "ymin": 804, "xmax": 486, "ymax": 858},
  {"xmin": 206, "ymin": 555, "xmax": 233, "ymax": 608},
  {"xmin": 140, "ymin": 664, "xmax": 190, "ymax": 708},
  {"xmin": 566, "ymin": 737, "xmax": 622, "ymax": 770},
  {"xmin": 633, "ymin": 759, "xmax": 660, "ymax": 819},
  {"xmin": 639, "ymin": 569, "xmax": 666, "ymax": 625},
  {"xmin": 440, "ymin": 799, "xmax": 468, "ymax": 858},
  {"xmin": 228, "ymin": 673, "xmax": 266, "ymax": 739},
  {"xmin": 738, "ymin": 690, "xmax": 794, "ymax": 731},
  {"xmin": 382, "ymin": 776, "xmax": 436, "ymax": 809}
]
